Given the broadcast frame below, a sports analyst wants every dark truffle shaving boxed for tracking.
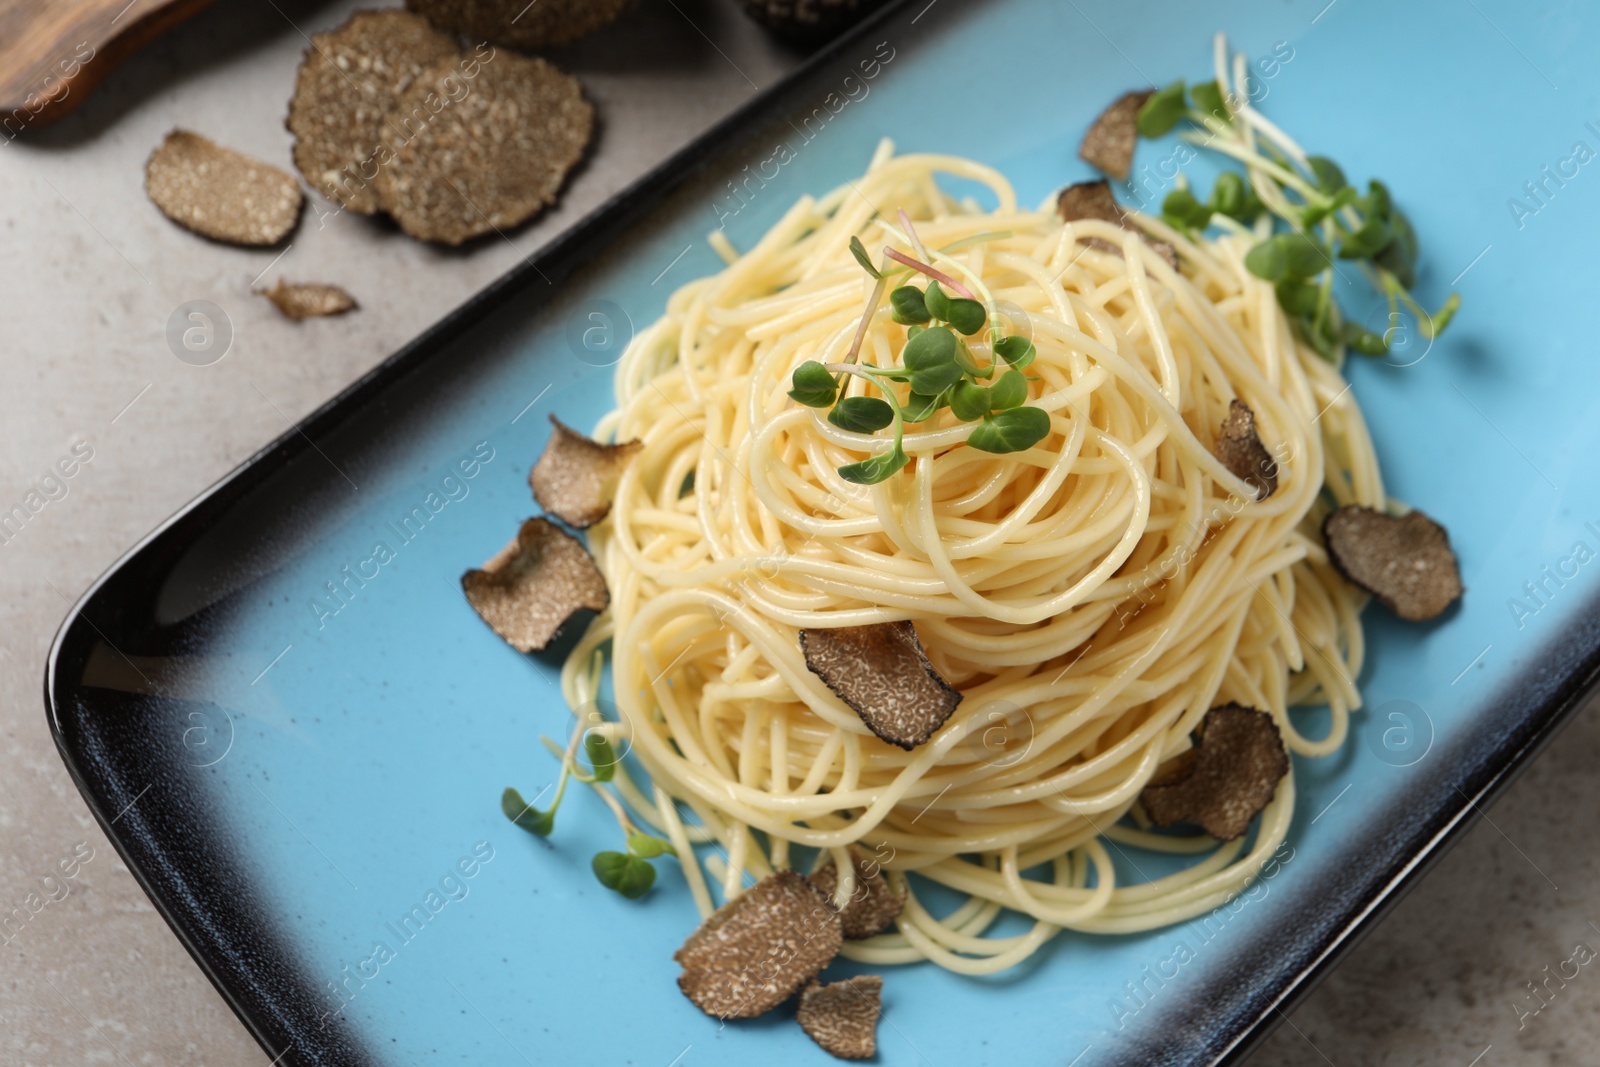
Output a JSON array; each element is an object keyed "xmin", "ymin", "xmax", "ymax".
[
  {"xmin": 674, "ymin": 869, "xmax": 842, "ymax": 1020},
  {"xmin": 808, "ymin": 852, "xmax": 904, "ymax": 939},
  {"xmin": 1140, "ymin": 703, "xmax": 1289, "ymax": 840},
  {"xmin": 799, "ymin": 621, "xmax": 963, "ymax": 750},
  {"xmin": 460, "ymin": 517, "xmax": 609, "ymax": 652},
  {"xmin": 796, "ymin": 975, "xmax": 883, "ymax": 1060},
  {"xmin": 1056, "ymin": 180, "xmax": 1179, "ymax": 270},
  {"xmin": 1215, "ymin": 398, "xmax": 1278, "ymax": 499},
  {"xmin": 529, "ymin": 415, "xmax": 641, "ymax": 528},
  {"xmin": 1078, "ymin": 89, "xmax": 1152, "ymax": 180},
  {"xmin": 1323, "ymin": 505, "xmax": 1463, "ymax": 622}
]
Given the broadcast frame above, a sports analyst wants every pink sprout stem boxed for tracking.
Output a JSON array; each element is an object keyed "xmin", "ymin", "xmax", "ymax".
[{"xmin": 882, "ymin": 247, "xmax": 976, "ymax": 300}]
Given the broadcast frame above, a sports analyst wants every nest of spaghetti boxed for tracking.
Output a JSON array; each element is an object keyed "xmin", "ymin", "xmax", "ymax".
[{"xmin": 558, "ymin": 143, "xmax": 1386, "ymax": 975}]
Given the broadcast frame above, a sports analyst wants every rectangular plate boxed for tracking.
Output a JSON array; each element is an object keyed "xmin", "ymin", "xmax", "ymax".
[{"xmin": 46, "ymin": 1, "xmax": 1600, "ymax": 1064}]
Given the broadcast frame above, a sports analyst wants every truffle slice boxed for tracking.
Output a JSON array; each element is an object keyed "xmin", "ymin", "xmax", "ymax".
[
  {"xmin": 372, "ymin": 50, "xmax": 593, "ymax": 245},
  {"xmin": 1079, "ymin": 89, "xmax": 1152, "ymax": 180},
  {"xmin": 1215, "ymin": 399, "xmax": 1278, "ymax": 499},
  {"xmin": 809, "ymin": 853, "xmax": 904, "ymax": 940},
  {"xmin": 674, "ymin": 869, "xmax": 843, "ymax": 1020},
  {"xmin": 796, "ymin": 976, "xmax": 883, "ymax": 1061},
  {"xmin": 799, "ymin": 621, "xmax": 963, "ymax": 750},
  {"xmin": 1056, "ymin": 179, "xmax": 1178, "ymax": 270},
  {"xmin": 461, "ymin": 517, "xmax": 608, "ymax": 652},
  {"xmin": 258, "ymin": 280, "xmax": 357, "ymax": 320},
  {"xmin": 145, "ymin": 130, "xmax": 303, "ymax": 246},
  {"xmin": 529, "ymin": 416, "xmax": 641, "ymax": 528},
  {"xmin": 406, "ymin": 0, "xmax": 631, "ymax": 49},
  {"xmin": 1141, "ymin": 703, "xmax": 1288, "ymax": 841},
  {"xmin": 1323, "ymin": 505, "xmax": 1463, "ymax": 622},
  {"xmin": 285, "ymin": 9, "xmax": 460, "ymax": 215}
]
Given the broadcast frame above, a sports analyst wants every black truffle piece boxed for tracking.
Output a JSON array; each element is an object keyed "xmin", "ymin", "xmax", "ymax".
[
  {"xmin": 809, "ymin": 852, "xmax": 904, "ymax": 939},
  {"xmin": 674, "ymin": 869, "xmax": 842, "ymax": 1019},
  {"xmin": 460, "ymin": 517, "xmax": 608, "ymax": 652},
  {"xmin": 799, "ymin": 621, "xmax": 963, "ymax": 750},
  {"xmin": 1079, "ymin": 89, "xmax": 1152, "ymax": 181},
  {"xmin": 1141, "ymin": 703, "xmax": 1289, "ymax": 841},
  {"xmin": 529, "ymin": 416, "xmax": 641, "ymax": 528},
  {"xmin": 797, "ymin": 975, "xmax": 883, "ymax": 1060},
  {"xmin": 1215, "ymin": 398, "xmax": 1278, "ymax": 499},
  {"xmin": 1323, "ymin": 505, "xmax": 1463, "ymax": 621}
]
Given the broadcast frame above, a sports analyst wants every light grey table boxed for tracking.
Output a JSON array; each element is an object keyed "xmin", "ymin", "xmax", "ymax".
[{"xmin": 1, "ymin": 2, "xmax": 1594, "ymax": 1063}]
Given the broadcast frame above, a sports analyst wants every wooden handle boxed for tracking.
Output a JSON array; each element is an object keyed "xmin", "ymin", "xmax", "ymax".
[{"xmin": 0, "ymin": 0, "xmax": 215, "ymax": 134}]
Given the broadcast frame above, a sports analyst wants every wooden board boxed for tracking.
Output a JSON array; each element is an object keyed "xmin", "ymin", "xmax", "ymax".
[{"xmin": 0, "ymin": 0, "xmax": 214, "ymax": 134}]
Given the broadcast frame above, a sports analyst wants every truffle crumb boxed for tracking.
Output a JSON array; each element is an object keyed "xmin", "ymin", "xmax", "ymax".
[
  {"xmin": 1079, "ymin": 89, "xmax": 1152, "ymax": 180},
  {"xmin": 674, "ymin": 869, "xmax": 842, "ymax": 1020},
  {"xmin": 529, "ymin": 416, "xmax": 641, "ymax": 528},
  {"xmin": 799, "ymin": 621, "xmax": 963, "ymax": 750},
  {"xmin": 809, "ymin": 852, "xmax": 904, "ymax": 939},
  {"xmin": 796, "ymin": 975, "xmax": 883, "ymax": 1060},
  {"xmin": 1141, "ymin": 703, "xmax": 1289, "ymax": 840},
  {"xmin": 258, "ymin": 280, "xmax": 357, "ymax": 320},
  {"xmin": 145, "ymin": 130, "xmax": 303, "ymax": 246},
  {"xmin": 460, "ymin": 517, "xmax": 608, "ymax": 652},
  {"xmin": 1215, "ymin": 399, "xmax": 1278, "ymax": 499},
  {"xmin": 1323, "ymin": 505, "xmax": 1463, "ymax": 621},
  {"xmin": 1056, "ymin": 179, "xmax": 1178, "ymax": 270}
]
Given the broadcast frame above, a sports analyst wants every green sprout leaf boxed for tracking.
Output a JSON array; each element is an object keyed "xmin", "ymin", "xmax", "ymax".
[
  {"xmin": 988, "ymin": 368, "xmax": 1028, "ymax": 410},
  {"xmin": 1274, "ymin": 278, "xmax": 1320, "ymax": 317},
  {"xmin": 1338, "ymin": 216, "xmax": 1393, "ymax": 260},
  {"xmin": 1341, "ymin": 320, "xmax": 1389, "ymax": 356},
  {"xmin": 1279, "ymin": 232, "xmax": 1331, "ymax": 278},
  {"xmin": 902, "ymin": 325, "xmax": 963, "ymax": 394},
  {"xmin": 993, "ymin": 334, "xmax": 1036, "ymax": 370},
  {"xmin": 949, "ymin": 380, "xmax": 992, "ymax": 421},
  {"xmin": 839, "ymin": 446, "xmax": 910, "ymax": 485},
  {"xmin": 502, "ymin": 787, "xmax": 555, "ymax": 837},
  {"xmin": 583, "ymin": 731, "xmax": 617, "ymax": 782},
  {"xmin": 1209, "ymin": 172, "xmax": 1263, "ymax": 223},
  {"xmin": 1162, "ymin": 187, "xmax": 1213, "ymax": 232},
  {"xmin": 946, "ymin": 298, "xmax": 987, "ymax": 336},
  {"xmin": 1306, "ymin": 155, "xmax": 1347, "ymax": 195},
  {"xmin": 829, "ymin": 396, "xmax": 896, "ymax": 433},
  {"xmin": 789, "ymin": 360, "xmax": 837, "ymax": 407},
  {"xmin": 1191, "ymin": 79, "xmax": 1226, "ymax": 120},
  {"xmin": 1301, "ymin": 186, "xmax": 1357, "ymax": 228},
  {"xmin": 1244, "ymin": 238, "xmax": 1289, "ymax": 282},
  {"xmin": 1138, "ymin": 80, "xmax": 1187, "ymax": 137},
  {"xmin": 1361, "ymin": 179, "xmax": 1392, "ymax": 221},
  {"xmin": 967, "ymin": 406, "xmax": 1051, "ymax": 454},
  {"xmin": 923, "ymin": 280, "xmax": 953, "ymax": 321},
  {"xmin": 625, "ymin": 833, "xmax": 677, "ymax": 859},
  {"xmin": 849, "ymin": 236, "xmax": 881, "ymax": 279},
  {"xmin": 592, "ymin": 851, "xmax": 656, "ymax": 899},
  {"xmin": 953, "ymin": 338, "xmax": 993, "ymax": 379},
  {"xmin": 902, "ymin": 389, "xmax": 947, "ymax": 423},
  {"xmin": 1374, "ymin": 208, "xmax": 1418, "ymax": 288},
  {"xmin": 890, "ymin": 285, "xmax": 930, "ymax": 325}
]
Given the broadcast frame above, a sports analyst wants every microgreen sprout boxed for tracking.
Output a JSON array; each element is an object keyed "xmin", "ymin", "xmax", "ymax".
[
  {"xmin": 787, "ymin": 228, "xmax": 1053, "ymax": 485},
  {"xmin": 1138, "ymin": 70, "xmax": 1459, "ymax": 360},
  {"xmin": 503, "ymin": 717, "xmax": 676, "ymax": 902}
]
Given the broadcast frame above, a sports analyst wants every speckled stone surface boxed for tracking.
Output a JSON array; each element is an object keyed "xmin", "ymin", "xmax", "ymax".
[{"xmin": 2, "ymin": 3, "xmax": 1598, "ymax": 1065}]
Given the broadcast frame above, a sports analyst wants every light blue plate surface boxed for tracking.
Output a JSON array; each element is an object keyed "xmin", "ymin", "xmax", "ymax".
[{"xmin": 52, "ymin": 0, "xmax": 1600, "ymax": 1063}]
